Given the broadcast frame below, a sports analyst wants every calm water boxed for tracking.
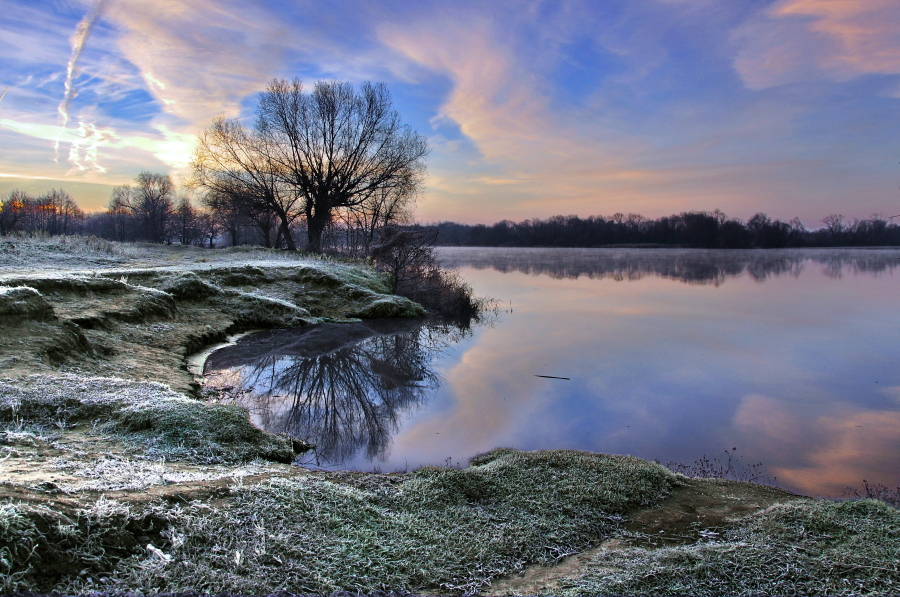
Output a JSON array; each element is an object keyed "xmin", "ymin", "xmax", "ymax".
[{"xmin": 203, "ymin": 248, "xmax": 900, "ymax": 497}]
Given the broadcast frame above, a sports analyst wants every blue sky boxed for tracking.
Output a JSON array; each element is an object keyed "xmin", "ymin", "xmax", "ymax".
[{"xmin": 1, "ymin": 0, "xmax": 900, "ymax": 224}]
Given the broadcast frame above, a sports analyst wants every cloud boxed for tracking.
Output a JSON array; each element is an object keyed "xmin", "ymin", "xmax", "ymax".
[
  {"xmin": 732, "ymin": 0, "xmax": 900, "ymax": 90},
  {"xmin": 1, "ymin": 115, "xmax": 194, "ymax": 181},
  {"xmin": 58, "ymin": 0, "xmax": 107, "ymax": 130},
  {"xmin": 99, "ymin": 0, "xmax": 291, "ymax": 127},
  {"xmin": 378, "ymin": 7, "xmax": 671, "ymax": 219}
]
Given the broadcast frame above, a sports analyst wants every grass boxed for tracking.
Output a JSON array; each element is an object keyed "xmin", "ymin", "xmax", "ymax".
[
  {"xmin": 0, "ymin": 448, "xmax": 677, "ymax": 594},
  {"xmin": 558, "ymin": 498, "xmax": 900, "ymax": 596},
  {"xmin": 846, "ymin": 480, "xmax": 900, "ymax": 509},
  {"xmin": 662, "ymin": 446, "xmax": 777, "ymax": 485},
  {"xmin": 0, "ymin": 374, "xmax": 295, "ymax": 464}
]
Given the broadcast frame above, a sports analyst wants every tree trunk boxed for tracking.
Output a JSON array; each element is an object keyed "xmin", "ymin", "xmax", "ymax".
[
  {"xmin": 307, "ymin": 220, "xmax": 324, "ymax": 253},
  {"xmin": 306, "ymin": 208, "xmax": 330, "ymax": 254},
  {"xmin": 278, "ymin": 213, "xmax": 296, "ymax": 250}
]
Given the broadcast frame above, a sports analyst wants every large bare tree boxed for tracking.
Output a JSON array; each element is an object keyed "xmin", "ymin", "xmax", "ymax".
[{"xmin": 256, "ymin": 79, "xmax": 429, "ymax": 253}]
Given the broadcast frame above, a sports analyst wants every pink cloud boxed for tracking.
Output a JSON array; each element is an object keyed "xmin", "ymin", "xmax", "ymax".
[{"xmin": 732, "ymin": 0, "xmax": 900, "ymax": 90}]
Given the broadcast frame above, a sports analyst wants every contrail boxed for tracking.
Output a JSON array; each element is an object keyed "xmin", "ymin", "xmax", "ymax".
[{"xmin": 56, "ymin": 0, "xmax": 107, "ymax": 161}]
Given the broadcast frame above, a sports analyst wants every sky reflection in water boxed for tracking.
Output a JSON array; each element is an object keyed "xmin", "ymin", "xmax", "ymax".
[{"xmin": 203, "ymin": 248, "xmax": 900, "ymax": 497}]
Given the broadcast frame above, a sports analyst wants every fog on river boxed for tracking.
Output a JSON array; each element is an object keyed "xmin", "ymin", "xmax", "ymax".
[{"xmin": 202, "ymin": 247, "xmax": 900, "ymax": 497}]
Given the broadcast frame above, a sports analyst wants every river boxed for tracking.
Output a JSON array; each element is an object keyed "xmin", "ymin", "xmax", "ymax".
[{"xmin": 202, "ymin": 247, "xmax": 900, "ymax": 497}]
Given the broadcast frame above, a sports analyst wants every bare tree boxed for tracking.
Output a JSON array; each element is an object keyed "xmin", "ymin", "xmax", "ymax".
[
  {"xmin": 328, "ymin": 176, "xmax": 418, "ymax": 256},
  {"xmin": 256, "ymin": 79, "xmax": 429, "ymax": 253},
  {"xmin": 193, "ymin": 117, "xmax": 302, "ymax": 249},
  {"xmin": 0, "ymin": 190, "xmax": 29, "ymax": 235},
  {"xmin": 105, "ymin": 185, "xmax": 135, "ymax": 241},
  {"xmin": 195, "ymin": 211, "xmax": 221, "ymax": 248},
  {"xmin": 133, "ymin": 172, "xmax": 175, "ymax": 243},
  {"xmin": 173, "ymin": 196, "xmax": 200, "ymax": 245},
  {"xmin": 822, "ymin": 213, "xmax": 846, "ymax": 245}
]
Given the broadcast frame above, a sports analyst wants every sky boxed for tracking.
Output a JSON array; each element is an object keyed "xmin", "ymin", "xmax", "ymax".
[{"xmin": 1, "ymin": 0, "xmax": 900, "ymax": 225}]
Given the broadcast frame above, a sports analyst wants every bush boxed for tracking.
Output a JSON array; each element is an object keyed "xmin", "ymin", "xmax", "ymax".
[{"xmin": 371, "ymin": 226, "xmax": 485, "ymax": 317}]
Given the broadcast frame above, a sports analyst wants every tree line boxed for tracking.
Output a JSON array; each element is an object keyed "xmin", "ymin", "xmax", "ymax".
[
  {"xmin": 419, "ymin": 211, "xmax": 900, "ymax": 248},
  {"xmin": 0, "ymin": 188, "xmax": 85, "ymax": 236},
  {"xmin": 5, "ymin": 186, "xmax": 899, "ymax": 250}
]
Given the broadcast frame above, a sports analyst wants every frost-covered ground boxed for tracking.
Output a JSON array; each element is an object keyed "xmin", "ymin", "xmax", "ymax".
[
  {"xmin": 1, "ymin": 237, "xmax": 898, "ymax": 595},
  {"xmin": 0, "ymin": 234, "xmax": 332, "ymax": 274}
]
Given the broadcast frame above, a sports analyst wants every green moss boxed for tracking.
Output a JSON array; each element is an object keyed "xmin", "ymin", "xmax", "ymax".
[
  {"xmin": 220, "ymin": 292, "xmax": 313, "ymax": 328},
  {"xmin": 212, "ymin": 266, "xmax": 270, "ymax": 287},
  {"xmin": 292, "ymin": 264, "xmax": 391, "ymax": 295},
  {"xmin": 6, "ymin": 275, "xmax": 126, "ymax": 296}
]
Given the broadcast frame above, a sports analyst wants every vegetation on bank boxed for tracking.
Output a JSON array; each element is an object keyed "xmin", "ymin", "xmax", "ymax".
[
  {"xmin": 0, "ymin": 449, "xmax": 676, "ymax": 594},
  {"xmin": 2, "ymin": 447, "xmax": 898, "ymax": 595},
  {"xmin": 1, "ymin": 238, "xmax": 898, "ymax": 595},
  {"xmin": 0, "ymin": 375, "xmax": 299, "ymax": 464}
]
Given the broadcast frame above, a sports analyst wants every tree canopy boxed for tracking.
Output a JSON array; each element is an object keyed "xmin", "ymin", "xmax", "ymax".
[{"xmin": 192, "ymin": 79, "xmax": 429, "ymax": 252}]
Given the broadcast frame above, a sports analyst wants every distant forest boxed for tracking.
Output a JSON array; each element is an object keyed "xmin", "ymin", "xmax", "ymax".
[
  {"xmin": 417, "ymin": 212, "xmax": 900, "ymax": 248},
  {"xmin": 2, "ymin": 185, "xmax": 899, "ymax": 250}
]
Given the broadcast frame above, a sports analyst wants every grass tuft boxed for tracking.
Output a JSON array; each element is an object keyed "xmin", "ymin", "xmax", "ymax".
[
  {"xmin": 347, "ymin": 295, "xmax": 426, "ymax": 318},
  {"xmin": 160, "ymin": 272, "xmax": 223, "ymax": 299}
]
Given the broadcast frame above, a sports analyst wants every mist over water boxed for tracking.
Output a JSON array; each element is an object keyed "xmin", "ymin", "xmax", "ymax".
[{"xmin": 203, "ymin": 247, "xmax": 900, "ymax": 497}]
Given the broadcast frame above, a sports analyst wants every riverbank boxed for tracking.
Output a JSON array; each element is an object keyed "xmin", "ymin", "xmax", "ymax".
[{"xmin": 1, "ymin": 237, "xmax": 898, "ymax": 595}]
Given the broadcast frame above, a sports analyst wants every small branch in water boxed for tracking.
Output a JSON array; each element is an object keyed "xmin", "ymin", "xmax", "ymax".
[{"xmin": 534, "ymin": 374, "xmax": 570, "ymax": 380}]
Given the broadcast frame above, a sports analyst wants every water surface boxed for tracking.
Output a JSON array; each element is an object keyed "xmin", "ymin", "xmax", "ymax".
[{"xmin": 203, "ymin": 248, "xmax": 900, "ymax": 496}]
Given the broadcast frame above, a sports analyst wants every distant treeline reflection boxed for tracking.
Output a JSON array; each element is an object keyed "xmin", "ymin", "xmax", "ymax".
[
  {"xmin": 203, "ymin": 318, "xmax": 472, "ymax": 466},
  {"xmin": 437, "ymin": 247, "xmax": 900, "ymax": 285}
]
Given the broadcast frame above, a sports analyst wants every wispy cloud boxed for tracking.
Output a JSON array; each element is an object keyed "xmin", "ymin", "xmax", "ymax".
[
  {"xmin": 58, "ymin": 1, "xmax": 106, "ymax": 130},
  {"xmin": 732, "ymin": 0, "xmax": 900, "ymax": 90},
  {"xmin": 100, "ymin": 0, "xmax": 290, "ymax": 126}
]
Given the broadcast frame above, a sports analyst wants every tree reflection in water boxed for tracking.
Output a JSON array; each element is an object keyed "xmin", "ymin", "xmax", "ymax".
[
  {"xmin": 437, "ymin": 247, "xmax": 900, "ymax": 286},
  {"xmin": 202, "ymin": 318, "xmax": 475, "ymax": 467}
]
